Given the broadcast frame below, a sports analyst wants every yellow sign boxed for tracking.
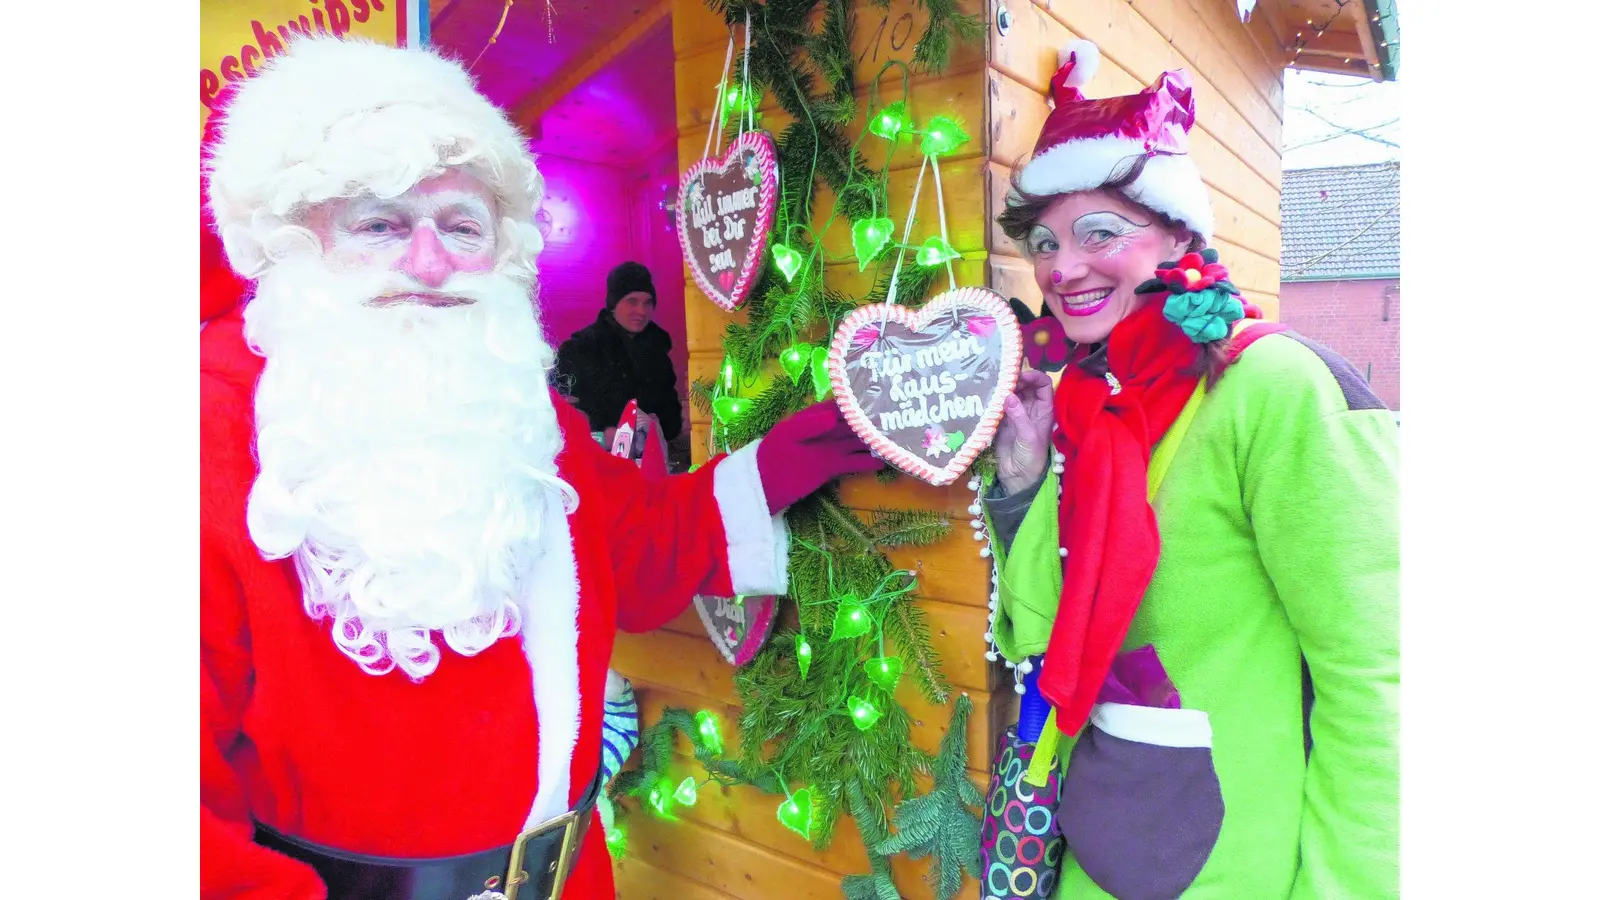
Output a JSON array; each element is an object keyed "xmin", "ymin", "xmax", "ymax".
[{"xmin": 200, "ymin": 0, "xmax": 426, "ymax": 134}]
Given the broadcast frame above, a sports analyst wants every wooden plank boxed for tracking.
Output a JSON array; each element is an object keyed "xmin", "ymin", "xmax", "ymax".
[
  {"xmin": 883, "ymin": 530, "xmax": 991, "ymax": 608},
  {"xmin": 657, "ymin": 750, "xmax": 877, "ymax": 876},
  {"xmin": 674, "ymin": 0, "xmax": 987, "ymax": 137},
  {"xmin": 988, "ymin": 254, "xmax": 1041, "ymax": 312},
  {"xmin": 986, "ymin": 67, "xmax": 1281, "ymax": 227},
  {"xmin": 653, "ymin": 595, "xmax": 999, "ymax": 693},
  {"xmin": 624, "ymin": 812, "xmax": 844, "ymax": 900},
  {"xmin": 673, "ymin": 65, "xmax": 986, "ymax": 179},
  {"xmin": 672, "ymin": 0, "xmax": 733, "ymax": 56},
  {"xmin": 615, "ymin": 853, "xmax": 737, "ymax": 900},
  {"xmin": 756, "ymin": 67, "xmax": 988, "ymax": 175},
  {"xmin": 812, "ymin": 154, "xmax": 989, "ymax": 260},
  {"xmin": 621, "ymin": 752, "xmax": 986, "ymax": 899},
  {"xmin": 1178, "ymin": 0, "xmax": 1288, "ymax": 119},
  {"xmin": 850, "ymin": 0, "xmax": 988, "ymax": 77},
  {"xmin": 613, "ymin": 629, "xmax": 996, "ymax": 770},
  {"xmin": 838, "ymin": 472, "xmax": 974, "ymax": 518},
  {"xmin": 512, "ymin": 0, "xmax": 672, "ymax": 129},
  {"xmin": 1165, "ymin": 0, "xmax": 1286, "ymax": 150},
  {"xmin": 1205, "ymin": 0, "xmax": 1291, "ymax": 104},
  {"xmin": 1295, "ymin": 26, "xmax": 1367, "ymax": 62},
  {"xmin": 628, "ymin": 683, "xmax": 988, "ymax": 784}
]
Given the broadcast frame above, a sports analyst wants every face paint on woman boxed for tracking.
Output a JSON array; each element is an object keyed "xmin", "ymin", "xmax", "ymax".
[{"xmin": 1026, "ymin": 189, "xmax": 1190, "ymax": 344}]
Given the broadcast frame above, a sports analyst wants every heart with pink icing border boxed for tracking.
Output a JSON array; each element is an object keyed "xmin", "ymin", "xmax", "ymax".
[
  {"xmin": 676, "ymin": 131, "xmax": 778, "ymax": 312},
  {"xmin": 828, "ymin": 287, "xmax": 1023, "ymax": 486},
  {"xmin": 692, "ymin": 594, "xmax": 778, "ymax": 667}
]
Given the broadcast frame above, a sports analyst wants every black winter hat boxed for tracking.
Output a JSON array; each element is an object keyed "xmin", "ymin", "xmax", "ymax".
[{"xmin": 605, "ymin": 261, "xmax": 656, "ymax": 310}]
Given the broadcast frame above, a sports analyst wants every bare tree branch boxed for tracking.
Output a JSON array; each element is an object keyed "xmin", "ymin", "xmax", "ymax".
[{"xmin": 1291, "ymin": 105, "xmax": 1400, "ymax": 148}]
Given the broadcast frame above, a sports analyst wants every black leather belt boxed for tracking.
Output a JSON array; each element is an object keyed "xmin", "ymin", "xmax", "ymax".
[{"xmin": 253, "ymin": 772, "xmax": 602, "ymax": 900}]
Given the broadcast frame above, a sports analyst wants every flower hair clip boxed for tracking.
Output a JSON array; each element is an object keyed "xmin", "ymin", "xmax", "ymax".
[
  {"xmin": 1136, "ymin": 249, "xmax": 1246, "ymax": 343},
  {"xmin": 1008, "ymin": 297, "xmax": 1069, "ymax": 373}
]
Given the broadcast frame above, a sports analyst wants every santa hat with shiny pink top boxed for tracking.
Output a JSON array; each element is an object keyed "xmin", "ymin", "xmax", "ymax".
[{"xmin": 1009, "ymin": 40, "xmax": 1215, "ymax": 244}]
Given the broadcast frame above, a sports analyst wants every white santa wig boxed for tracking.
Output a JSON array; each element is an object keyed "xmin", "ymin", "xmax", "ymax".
[{"xmin": 204, "ymin": 34, "xmax": 546, "ymax": 280}]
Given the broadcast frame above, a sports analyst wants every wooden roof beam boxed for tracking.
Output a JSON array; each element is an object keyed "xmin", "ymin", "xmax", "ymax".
[
  {"xmin": 1291, "ymin": 27, "xmax": 1365, "ymax": 63},
  {"xmin": 510, "ymin": 0, "xmax": 673, "ymax": 133},
  {"xmin": 1349, "ymin": 0, "xmax": 1382, "ymax": 79}
]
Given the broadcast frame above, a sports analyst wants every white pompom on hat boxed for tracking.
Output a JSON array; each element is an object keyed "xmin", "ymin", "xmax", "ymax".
[
  {"xmin": 1011, "ymin": 40, "xmax": 1214, "ymax": 244},
  {"xmin": 204, "ymin": 35, "xmax": 545, "ymax": 277}
]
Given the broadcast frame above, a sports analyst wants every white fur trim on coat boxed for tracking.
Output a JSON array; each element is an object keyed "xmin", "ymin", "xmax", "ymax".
[
  {"xmin": 205, "ymin": 36, "xmax": 544, "ymax": 277},
  {"xmin": 1015, "ymin": 135, "xmax": 1215, "ymax": 244},
  {"xmin": 712, "ymin": 441, "xmax": 790, "ymax": 597},
  {"xmin": 519, "ymin": 501, "xmax": 583, "ymax": 828}
]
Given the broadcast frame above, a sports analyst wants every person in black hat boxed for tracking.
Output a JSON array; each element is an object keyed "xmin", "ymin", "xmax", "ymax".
[{"xmin": 554, "ymin": 261, "xmax": 683, "ymax": 444}]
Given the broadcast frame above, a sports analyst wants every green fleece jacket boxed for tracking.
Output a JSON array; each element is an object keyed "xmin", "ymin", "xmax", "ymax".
[{"xmin": 984, "ymin": 331, "xmax": 1399, "ymax": 900}]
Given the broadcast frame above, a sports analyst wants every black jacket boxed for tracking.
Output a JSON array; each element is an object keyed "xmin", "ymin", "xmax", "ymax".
[{"xmin": 553, "ymin": 309, "xmax": 683, "ymax": 441}]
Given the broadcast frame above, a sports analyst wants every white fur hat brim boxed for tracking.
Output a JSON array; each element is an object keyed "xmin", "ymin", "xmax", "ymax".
[
  {"xmin": 205, "ymin": 36, "xmax": 544, "ymax": 276},
  {"xmin": 1014, "ymin": 136, "xmax": 1214, "ymax": 244}
]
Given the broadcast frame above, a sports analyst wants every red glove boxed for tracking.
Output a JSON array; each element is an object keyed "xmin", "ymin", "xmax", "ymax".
[{"xmin": 756, "ymin": 402, "xmax": 884, "ymax": 512}]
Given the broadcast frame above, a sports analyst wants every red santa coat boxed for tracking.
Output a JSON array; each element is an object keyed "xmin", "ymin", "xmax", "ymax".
[{"xmin": 201, "ymin": 309, "xmax": 786, "ymax": 899}]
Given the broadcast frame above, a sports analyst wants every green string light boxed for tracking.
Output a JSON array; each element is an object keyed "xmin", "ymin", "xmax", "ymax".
[
  {"xmin": 721, "ymin": 357, "xmax": 735, "ymax": 391},
  {"xmin": 673, "ymin": 776, "xmax": 700, "ymax": 808},
  {"xmin": 695, "ymin": 710, "xmax": 725, "ymax": 756},
  {"xmin": 647, "ymin": 779, "xmax": 675, "ymax": 818},
  {"xmin": 864, "ymin": 655, "xmax": 904, "ymax": 691},
  {"xmin": 851, "ymin": 217, "xmax": 895, "ymax": 271},
  {"xmin": 779, "ymin": 343, "xmax": 812, "ymax": 383},
  {"xmin": 920, "ymin": 114, "xmax": 970, "ymax": 156},
  {"xmin": 771, "ymin": 242, "xmax": 804, "ymax": 283},
  {"xmin": 869, "ymin": 100, "xmax": 908, "ymax": 140},
  {"xmin": 830, "ymin": 595, "xmax": 872, "ymax": 640},
  {"xmin": 605, "ymin": 824, "xmax": 627, "ymax": 857},
  {"xmin": 847, "ymin": 695, "xmax": 884, "ymax": 731},
  {"xmin": 712, "ymin": 396, "xmax": 748, "ymax": 424},
  {"xmin": 916, "ymin": 235, "xmax": 961, "ymax": 267},
  {"xmin": 777, "ymin": 786, "xmax": 816, "ymax": 839},
  {"xmin": 795, "ymin": 633, "xmax": 813, "ymax": 680},
  {"xmin": 809, "ymin": 346, "xmax": 832, "ymax": 401}
]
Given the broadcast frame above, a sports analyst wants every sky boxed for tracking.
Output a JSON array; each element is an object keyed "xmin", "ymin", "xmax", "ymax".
[{"xmin": 1281, "ymin": 68, "xmax": 1400, "ymax": 170}]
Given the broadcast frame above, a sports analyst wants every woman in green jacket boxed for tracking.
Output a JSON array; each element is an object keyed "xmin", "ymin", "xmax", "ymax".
[{"xmin": 975, "ymin": 40, "xmax": 1398, "ymax": 900}]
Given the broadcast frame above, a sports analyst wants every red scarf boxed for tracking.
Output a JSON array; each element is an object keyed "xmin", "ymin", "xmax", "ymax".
[{"xmin": 1039, "ymin": 300, "xmax": 1202, "ymax": 736}]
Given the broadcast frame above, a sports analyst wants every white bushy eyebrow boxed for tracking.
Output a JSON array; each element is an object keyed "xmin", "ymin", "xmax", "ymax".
[{"xmin": 345, "ymin": 191, "xmax": 495, "ymax": 225}]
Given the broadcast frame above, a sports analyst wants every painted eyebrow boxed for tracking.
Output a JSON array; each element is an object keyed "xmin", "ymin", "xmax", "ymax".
[{"xmin": 1071, "ymin": 211, "xmax": 1145, "ymax": 230}]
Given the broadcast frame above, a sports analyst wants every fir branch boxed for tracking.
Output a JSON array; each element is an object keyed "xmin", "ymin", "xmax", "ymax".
[
  {"xmin": 689, "ymin": 379, "xmax": 716, "ymax": 417},
  {"xmin": 841, "ymin": 780, "xmax": 901, "ymax": 900},
  {"xmin": 883, "ymin": 594, "xmax": 952, "ymax": 706},
  {"xmin": 863, "ymin": 260, "xmax": 942, "ymax": 308},
  {"xmin": 912, "ymin": 0, "xmax": 985, "ymax": 75},
  {"xmin": 868, "ymin": 508, "xmax": 952, "ymax": 548},
  {"xmin": 871, "ymin": 694, "xmax": 983, "ymax": 900}
]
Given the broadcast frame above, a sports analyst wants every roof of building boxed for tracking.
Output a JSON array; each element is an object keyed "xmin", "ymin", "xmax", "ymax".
[{"xmin": 1280, "ymin": 162, "xmax": 1400, "ymax": 281}]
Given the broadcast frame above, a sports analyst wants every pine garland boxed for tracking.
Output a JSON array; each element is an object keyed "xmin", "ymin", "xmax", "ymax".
[
  {"xmin": 618, "ymin": 2, "xmax": 985, "ymax": 896},
  {"xmin": 873, "ymin": 693, "xmax": 985, "ymax": 900}
]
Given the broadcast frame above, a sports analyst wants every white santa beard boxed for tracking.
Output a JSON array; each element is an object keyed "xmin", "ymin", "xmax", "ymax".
[{"xmin": 242, "ymin": 256, "xmax": 577, "ymax": 680}]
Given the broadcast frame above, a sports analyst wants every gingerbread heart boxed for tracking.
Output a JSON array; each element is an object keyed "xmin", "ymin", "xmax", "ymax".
[
  {"xmin": 828, "ymin": 287, "xmax": 1023, "ymax": 486},
  {"xmin": 677, "ymin": 131, "xmax": 778, "ymax": 312},
  {"xmin": 692, "ymin": 593, "xmax": 778, "ymax": 666}
]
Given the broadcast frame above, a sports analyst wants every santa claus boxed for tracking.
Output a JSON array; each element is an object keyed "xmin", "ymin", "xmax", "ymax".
[{"xmin": 201, "ymin": 37, "xmax": 882, "ymax": 900}]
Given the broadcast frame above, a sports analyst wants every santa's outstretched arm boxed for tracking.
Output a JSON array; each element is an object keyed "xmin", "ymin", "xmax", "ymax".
[{"xmin": 557, "ymin": 398, "xmax": 882, "ymax": 632}]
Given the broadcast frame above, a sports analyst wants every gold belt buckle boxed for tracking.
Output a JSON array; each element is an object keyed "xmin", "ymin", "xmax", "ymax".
[{"xmin": 501, "ymin": 809, "xmax": 584, "ymax": 900}]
